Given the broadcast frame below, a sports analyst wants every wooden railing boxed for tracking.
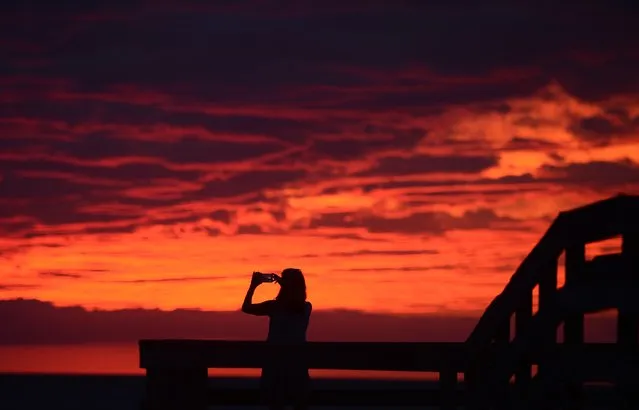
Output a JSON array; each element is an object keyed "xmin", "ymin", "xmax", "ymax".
[
  {"xmin": 465, "ymin": 194, "xmax": 639, "ymax": 409},
  {"xmin": 139, "ymin": 340, "xmax": 469, "ymax": 410},
  {"xmin": 138, "ymin": 194, "xmax": 639, "ymax": 410},
  {"xmin": 138, "ymin": 340, "xmax": 636, "ymax": 409}
]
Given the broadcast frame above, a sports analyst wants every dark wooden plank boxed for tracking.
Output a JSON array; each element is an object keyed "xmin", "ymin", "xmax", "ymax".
[
  {"xmin": 140, "ymin": 340, "xmax": 636, "ymax": 381},
  {"xmin": 562, "ymin": 244, "xmax": 585, "ymax": 410},
  {"xmin": 140, "ymin": 341, "xmax": 470, "ymax": 371},
  {"xmin": 143, "ymin": 367, "xmax": 207, "ymax": 410},
  {"xmin": 528, "ymin": 343, "xmax": 639, "ymax": 382},
  {"xmin": 514, "ymin": 290, "xmax": 533, "ymax": 395},
  {"xmin": 439, "ymin": 368, "xmax": 458, "ymax": 410},
  {"xmin": 207, "ymin": 386, "xmax": 466, "ymax": 406},
  {"xmin": 494, "ymin": 315, "xmax": 510, "ymax": 344},
  {"xmin": 616, "ymin": 230, "xmax": 639, "ymax": 409},
  {"xmin": 558, "ymin": 194, "xmax": 639, "ymax": 245},
  {"xmin": 618, "ymin": 230, "xmax": 639, "ymax": 346},
  {"xmin": 564, "ymin": 244, "xmax": 585, "ymax": 345},
  {"xmin": 537, "ymin": 259, "xmax": 558, "ymax": 380}
]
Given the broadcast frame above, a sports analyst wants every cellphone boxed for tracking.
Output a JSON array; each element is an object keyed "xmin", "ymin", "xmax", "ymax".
[{"xmin": 259, "ymin": 273, "xmax": 277, "ymax": 283}]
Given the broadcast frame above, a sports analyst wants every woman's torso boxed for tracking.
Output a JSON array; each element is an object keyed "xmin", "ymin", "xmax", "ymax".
[{"xmin": 266, "ymin": 301, "xmax": 312, "ymax": 344}]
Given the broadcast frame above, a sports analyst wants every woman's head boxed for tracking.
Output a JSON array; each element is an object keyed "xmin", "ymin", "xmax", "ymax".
[{"xmin": 276, "ymin": 268, "xmax": 306, "ymax": 305}]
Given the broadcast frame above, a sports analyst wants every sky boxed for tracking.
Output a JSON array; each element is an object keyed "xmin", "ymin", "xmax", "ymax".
[{"xmin": 1, "ymin": 1, "xmax": 639, "ymax": 353}]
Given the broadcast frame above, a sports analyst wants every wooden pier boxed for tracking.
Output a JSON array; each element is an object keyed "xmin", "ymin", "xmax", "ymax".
[{"xmin": 139, "ymin": 194, "xmax": 639, "ymax": 410}]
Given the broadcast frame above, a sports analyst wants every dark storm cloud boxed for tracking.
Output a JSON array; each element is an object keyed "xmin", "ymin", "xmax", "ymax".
[
  {"xmin": 307, "ymin": 208, "xmax": 518, "ymax": 235},
  {"xmin": 540, "ymin": 159, "xmax": 639, "ymax": 188},
  {"xmin": 0, "ymin": 159, "xmax": 201, "ymax": 185},
  {"xmin": 0, "ymin": 100, "xmax": 341, "ymax": 143},
  {"xmin": 569, "ymin": 113, "xmax": 639, "ymax": 144},
  {"xmin": 0, "ymin": 0, "xmax": 638, "ymax": 239},
  {"xmin": 0, "ymin": 129, "xmax": 286, "ymax": 164},
  {"xmin": 359, "ymin": 154, "xmax": 499, "ymax": 177},
  {"xmin": 0, "ymin": 284, "xmax": 39, "ymax": 290},
  {"xmin": 2, "ymin": 1, "xmax": 638, "ymax": 103},
  {"xmin": 502, "ymin": 136, "xmax": 560, "ymax": 151},
  {"xmin": 235, "ymin": 224, "xmax": 265, "ymax": 235},
  {"xmin": 310, "ymin": 127, "xmax": 426, "ymax": 161},
  {"xmin": 0, "ymin": 298, "xmax": 617, "ymax": 344},
  {"xmin": 358, "ymin": 174, "xmax": 540, "ymax": 193},
  {"xmin": 188, "ymin": 169, "xmax": 307, "ymax": 200},
  {"xmin": 39, "ymin": 271, "xmax": 83, "ymax": 279}
]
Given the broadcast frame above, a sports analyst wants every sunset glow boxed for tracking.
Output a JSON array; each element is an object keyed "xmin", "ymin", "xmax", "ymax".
[{"xmin": 1, "ymin": 2, "xmax": 638, "ymax": 354}]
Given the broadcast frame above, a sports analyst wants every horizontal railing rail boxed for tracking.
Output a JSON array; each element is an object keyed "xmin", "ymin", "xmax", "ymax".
[
  {"xmin": 138, "ymin": 340, "xmax": 634, "ymax": 409},
  {"xmin": 139, "ymin": 339, "xmax": 635, "ymax": 377},
  {"xmin": 139, "ymin": 340, "xmax": 469, "ymax": 371}
]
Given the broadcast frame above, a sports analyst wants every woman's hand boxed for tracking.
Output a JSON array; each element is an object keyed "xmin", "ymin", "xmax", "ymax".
[
  {"xmin": 273, "ymin": 274, "xmax": 282, "ymax": 284},
  {"xmin": 250, "ymin": 271, "xmax": 263, "ymax": 288}
]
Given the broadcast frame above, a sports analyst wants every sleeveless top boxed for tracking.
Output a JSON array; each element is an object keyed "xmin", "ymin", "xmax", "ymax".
[{"xmin": 266, "ymin": 301, "xmax": 312, "ymax": 345}]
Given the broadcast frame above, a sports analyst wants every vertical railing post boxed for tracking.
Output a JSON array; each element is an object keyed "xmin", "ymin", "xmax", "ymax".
[
  {"xmin": 514, "ymin": 289, "xmax": 533, "ymax": 400},
  {"xmin": 617, "ymin": 230, "xmax": 639, "ymax": 408},
  {"xmin": 440, "ymin": 367, "xmax": 457, "ymax": 410},
  {"xmin": 537, "ymin": 258, "xmax": 558, "ymax": 379},
  {"xmin": 464, "ymin": 350, "xmax": 482, "ymax": 410},
  {"xmin": 143, "ymin": 367, "xmax": 208, "ymax": 410},
  {"xmin": 618, "ymin": 231, "xmax": 639, "ymax": 345},
  {"xmin": 495, "ymin": 316, "xmax": 511, "ymax": 410},
  {"xmin": 564, "ymin": 244, "xmax": 586, "ymax": 410}
]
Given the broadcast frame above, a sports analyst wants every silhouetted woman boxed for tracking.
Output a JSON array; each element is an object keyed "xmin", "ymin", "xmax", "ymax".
[{"xmin": 242, "ymin": 268, "xmax": 312, "ymax": 410}]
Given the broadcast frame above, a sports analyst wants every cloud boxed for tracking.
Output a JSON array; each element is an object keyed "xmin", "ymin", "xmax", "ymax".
[
  {"xmin": 569, "ymin": 112, "xmax": 639, "ymax": 144},
  {"xmin": 540, "ymin": 159, "xmax": 639, "ymax": 188},
  {"xmin": 326, "ymin": 249, "xmax": 440, "ymax": 257},
  {"xmin": 307, "ymin": 208, "xmax": 519, "ymax": 235},
  {"xmin": 111, "ymin": 275, "xmax": 228, "ymax": 283},
  {"xmin": 337, "ymin": 265, "xmax": 458, "ymax": 272},
  {"xmin": 310, "ymin": 127, "xmax": 426, "ymax": 161},
  {"xmin": 39, "ymin": 271, "xmax": 83, "ymax": 279},
  {"xmin": 502, "ymin": 136, "xmax": 560, "ymax": 151},
  {"xmin": 359, "ymin": 154, "xmax": 498, "ymax": 177},
  {"xmin": 0, "ymin": 284, "xmax": 39, "ymax": 290},
  {"xmin": 0, "ymin": 298, "xmax": 617, "ymax": 345}
]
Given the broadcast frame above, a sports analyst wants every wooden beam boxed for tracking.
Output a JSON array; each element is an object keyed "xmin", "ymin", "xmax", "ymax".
[
  {"xmin": 439, "ymin": 367, "xmax": 458, "ymax": 410},
  {"xmin": 564, "ymin": 243, "xmax": 586, "ymax": 410},
  {"xmin": 514, "ymin": 290, "xmax": 533, "ymax": 395},
  {"xmin": 618, "ymin": 231, "xmax": 639, "ymax": 346},
  {"xmin": 564, "ymin": 244, "xmax": 585, "ymax": 344},
  {"xmin": 617, "ymin": 230, "xmax": 639, "ymax": 409},
  {"xmin": 139, "ymin": 341, "xmax": 469, "ymax": 372},
  {"xmin": 206, "ymin": 386, "xmax": 466, "ymax": 406},
  {"xmin": 537, "ymin": 258, "xmax": 558, "ymax": 380},
  {"xmin": 143, "ymin": 367, "xmax": 207, "ymax": 410},
  {"xmin": 559, "ymin": 194, "xmax": 639, "ymax": 245}
]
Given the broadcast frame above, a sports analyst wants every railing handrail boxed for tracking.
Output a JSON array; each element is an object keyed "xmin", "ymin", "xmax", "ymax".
[
  {"xmin": 466, "ymin": 193, "xmax": 639, "ymax": 347},
  {"xmin": 139, "ymin": 340, "xmax": 469, "ymax": 371}
]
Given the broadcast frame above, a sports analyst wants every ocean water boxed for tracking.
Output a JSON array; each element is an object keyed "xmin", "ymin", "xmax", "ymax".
[
  {"xmin": 0, "ymin": 344, "xmax": 443, "ymax": 409},
  {"xmin": 0, "ymin": 374, "xmax": 620, "ymax": 410},
  {"xmin": 0, "ymin": 374, "xmax": 441, "ymax": 410}
]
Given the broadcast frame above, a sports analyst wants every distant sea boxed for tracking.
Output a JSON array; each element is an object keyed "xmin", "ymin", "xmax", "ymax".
[
  {"xmin": 0, "ymin": 374, "xmax": 441, "ymax": 410},
  {"xmin": 0, "ymin": 343, "xmax": 439, "ymax": 409},
  {"xmin": 0, "ymin": 344, "xmax": 619, "ymax": 409},
  {"xmin": 0, "ymin": 373, "xmax": 619, "ymax": 410}
]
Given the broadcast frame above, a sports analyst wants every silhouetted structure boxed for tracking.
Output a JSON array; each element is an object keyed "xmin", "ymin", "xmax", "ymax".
[
  {"xmin": 465, "ymin": 193, "xmax": 639, "ymax": 410},
  {"xmin": 139, "ymin": 194, "xmax": 639, "ymax": 410}
]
